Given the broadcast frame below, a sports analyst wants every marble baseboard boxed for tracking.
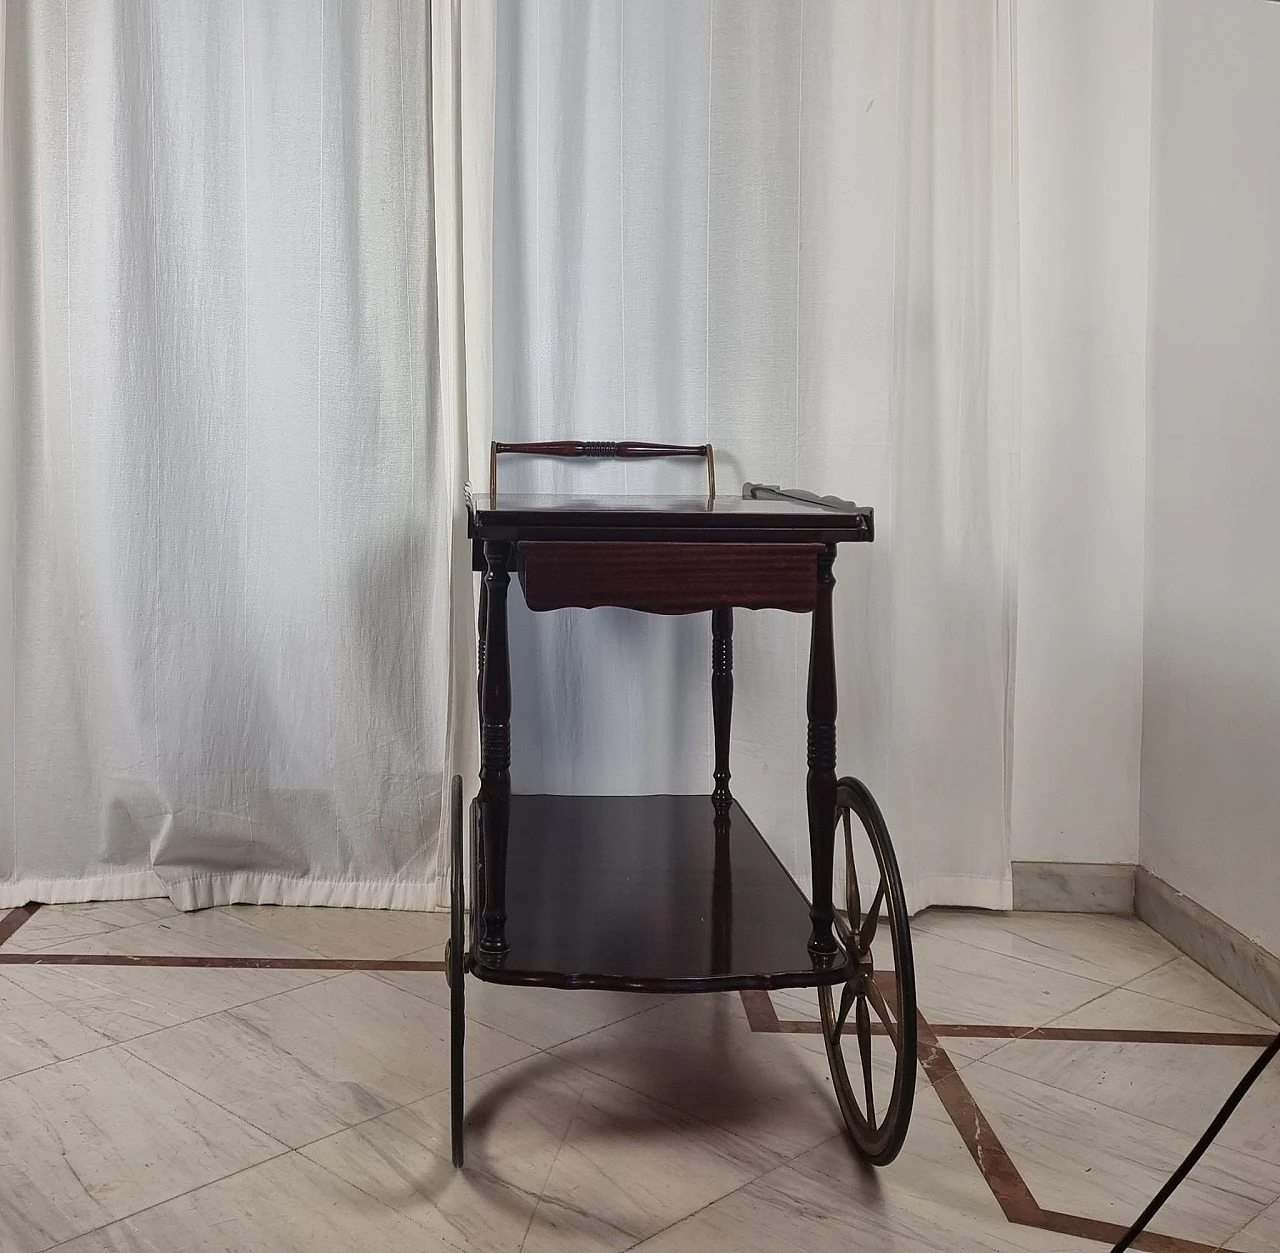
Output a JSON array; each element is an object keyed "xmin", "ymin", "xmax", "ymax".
[
  {"xmin": 1135, "ymin": 868, "xmax": 1280, "ymax": 1027},
  {"xmin": 1011, "ymin": 862, "xmax": 1136, "ymax": 914}
]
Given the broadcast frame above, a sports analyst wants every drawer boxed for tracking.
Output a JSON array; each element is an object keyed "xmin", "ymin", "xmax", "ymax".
[{"xmin": 515, "ymin": 541, "xmax": 824, "ymax": 615}]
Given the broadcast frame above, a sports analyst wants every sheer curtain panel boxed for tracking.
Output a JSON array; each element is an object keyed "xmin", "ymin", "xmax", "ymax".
[
  {"xmin": 493, "ymin": 0, "xmax": 1020, "ymax": 910},
  {"xmin": 0, "ymin": 1, "xmax": 494, "ymax": 909}
]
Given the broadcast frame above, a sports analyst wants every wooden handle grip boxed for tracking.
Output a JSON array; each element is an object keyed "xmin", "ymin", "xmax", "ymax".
[
  {"xmin": 494, "ymin": 441, "xmax": 707, "ymax": 458},
  {"xmin": 490, "ymin": 441, "xmax": 715, "ymax": 496}
]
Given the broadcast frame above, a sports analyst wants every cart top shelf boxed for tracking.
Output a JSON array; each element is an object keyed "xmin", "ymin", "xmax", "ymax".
[{"xmin": 468, "ymin": 486, "xmax": 874, "ymax": 545}]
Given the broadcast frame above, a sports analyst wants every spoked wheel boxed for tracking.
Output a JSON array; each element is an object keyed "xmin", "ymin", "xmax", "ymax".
[
  {"xmin": 446, "ymin": 775, "xmax": 466, "ymax": 1167},
  {"xmin": 818, "ymin": 777, "xmax": 917, "ymax": 1165}
]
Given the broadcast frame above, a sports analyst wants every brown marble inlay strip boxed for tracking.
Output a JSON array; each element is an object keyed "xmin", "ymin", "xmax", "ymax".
[
  {"xmin": 916, "ymin": 1012, "xmax": 1240, "ymax": 1253},
  {"xmin": 738, "ymin": 989, "xmax": 783, "ymax": 1032},
  {"xmin": 926, "ymin": 1023, "xmax": 1275, "ymax": 1048},
  {"xmin": 1034, "ymin": 1208, "xmax": 1230, "ymax": 1253},
  {"xmin": 747, "ymin": 1003, "xmax": 1275, "ymax": 1049},
  {"xmin": 0, "ymin": 953, "xmax": 445, "ymax": 971},
  {"xmin": 915, "ymin": 1011, "xmax": 1045, "ymax": 1229},
  {"xmin": 0, "ymin": 903, "xmax": 40, "ymax": 948},
  {"xmin": 748, "ymin": 989, "xmax": 1247, "ymax": 1251},
  {"xmin": 962, "ymin": 1029, "xmax": 1274, "ymax": 1049}
]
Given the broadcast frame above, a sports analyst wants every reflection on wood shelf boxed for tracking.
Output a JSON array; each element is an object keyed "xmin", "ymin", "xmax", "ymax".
[{"xmin": 470, "ymin": 794, "xmax": 854, "ymax": 995}]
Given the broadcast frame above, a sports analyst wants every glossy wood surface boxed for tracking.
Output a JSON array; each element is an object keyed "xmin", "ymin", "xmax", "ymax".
[
  {"xmin": 711, "ymin": 606, "xmax": 733, "ymax": 811},
  {"xmin": 469, "ymin": 794, "xmax": 853, "ymax": 993},
  {"xmin": 516, "ymin": 541, "xmax": 822, "ymax": 614},
  {"xmin": 469, "ymin": 492, "xmax": 872, "ymax": 552},
  {"xmin": 477, "ymin": 541, "xmax": 513, "ymax": 957},
  {"xmin": 806, "ymin": 545, "xmax": 839, "ymax": 956},
  {"xmin": 466, "ymin": 484, "xmax": 858, "ymax": 973}
]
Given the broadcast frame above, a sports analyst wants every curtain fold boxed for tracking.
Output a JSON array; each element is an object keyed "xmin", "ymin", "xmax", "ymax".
[
  {"xmin": 2, "ymin": 0, "xmax": 1017, "ymax": 913},
  {"xmin": 430, "ymin": 0, "xmax": 495, "ymax": 891},
  {"xmin": 0, "ymin": 0, "xmax": 493, "ymax": 910},
  {"xmin": 492, "ymin": 0, "xmax": 1020, "ymax": 911}
]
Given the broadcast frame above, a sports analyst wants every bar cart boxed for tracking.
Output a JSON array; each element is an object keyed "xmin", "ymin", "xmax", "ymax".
[{"xmin": 447, "ymin": 441, "xmax": 917, "ymax": 1169}]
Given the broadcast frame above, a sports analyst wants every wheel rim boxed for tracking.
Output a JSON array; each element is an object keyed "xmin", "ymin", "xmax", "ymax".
[
  {"xmin": 449, "ymin": 775, "xmax": 465, "ymax": 983},
  {"xmin": 449, "ymin": 775, "xmax": 466, "ymax": 1167},
  {"xmin": 818, "ymin": 779, "xmax": 917, "ymax": 1165}
]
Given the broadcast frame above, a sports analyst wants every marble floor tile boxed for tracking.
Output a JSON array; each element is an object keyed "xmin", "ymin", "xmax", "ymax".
[
  {"xmin": 1042, "ymin": 983, "xmax": 1275, "ymax": 1035},
  {"xmin": 0, "ymin": 972, "xmax": 113, "ymax": 1080},
  {"xmin": 783, "ymin": 1092, "xmax": 1113, "ymax": 1252},
  {"xmin": 299, "ymin": 1104, "xmax": 540, "ymax": 1253},
  {"xmin": 1231, "ymin": 1194, "xmax": 1280, "ymax": 1253},
  {"xmin": 962, "ymin": 1059, "xmax": 1279, "ymax": 1248},
  {"xmin": 3, "ymin": 901, "xmax": 178, "ymax": 954},
  {"xmin": 978, "ymin": 1034, "xmax": 1280, "ymax": 1171},
  {"xmin": 912, "ymin": 909, "xmax": 1180, "ymax": 988},
  {"xmin": 344, "ymin": 1051, "xmax": 781, "ymax": 1253},
  {"xmin": 630, "ymin": 1150, "xmax": 1099, "ymax": 1253},
  {"xmin": 372, "ymin": 942, "xmax": 446, "ymax": 972},
  {"xmin": 771, "ymin": 983, "xmax": 1008, "ymax": 1068},
  {"xmin": 24, "ymin": 909, "xmax": 339, "ymax": 960},
  {"xmin": 552, "ymin": 992, "xmax": 848, "ymax": 1160},
  {"xmin": 6, "ymin": 902, "xmax": 1276, "ymax": 1253},
  {"xmin": 1125, "ymin": 956, "xmax": 1278, "ymax": 1030},
  {"xmin": 50, "ymin": 1151, "xmax": 445, "ymax": 1253},
  {"xmin": 125, "ymin": 972, "xmax": 534, "ymax": 1147},
  {"xmin": 3, "ymin": 960, "xmax": 327, "ymax": 1045},
  {"xmin": 222, "ymin": 904, "xmax": 452, "ymax": 960},
  {"xmin": 964, "ymin": 983, "xmax": 1277, "ymax": 1082},
  {"xmin": 909, "ymin": 930, "xmax": 1113, "ymax": 1029},
  {"xmin": 3, "ymin": 913, "xmax": 116, "ymax": 953},
  {"xmin": 769, "ymin": 985, "xmax": 823, "ymax": 1022},
  {"xmin": 0, "ymin": 1046, "xmax": 283, "ymax": 1253},
  {"xmin": 932, "ymin": 1034, "xmax": 1022, "ymax": 1067},
  {"xmin": 375, "ymin": 963, "xmax": 672, "ymax": 1050}
]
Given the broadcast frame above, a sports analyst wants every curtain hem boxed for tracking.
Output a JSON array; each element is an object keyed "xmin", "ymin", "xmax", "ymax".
[
  {"xmin": 161, "ymin": 871, "xmax": 444, "ymax": 912},
  {"xmin": 905, "ymin": 873, "xmax": 1013, "ymax": 915},
  {"xmin": 0, "ymin": 870, "xmax": 170, "ymax": 907},
  {"xmin": 1, "ymin": 871, "xmax": 446, "ymax": 912},
  {"xmin": 785, "ymin": 870, "xmax": 1012, "ymax": 916}
]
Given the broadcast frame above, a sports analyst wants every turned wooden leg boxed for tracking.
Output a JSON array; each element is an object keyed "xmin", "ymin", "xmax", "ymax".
[
  {"xmin": 711, "ymin": 606, "xmax": 734, "ymax": 813},
  {"xmin": 476, "ymin": 576, "xmax": 488, "ymax": 711},
  {"xmin": 478, "ymin": 541, "xmax": 512, "ymax": 959},
  {"xmin": 807, "ymin": 545, "xmax": 838, "ymax": 958},
  {"xmin": 710, "ymin": 807, "xmax": 734, "ymax": 973}
]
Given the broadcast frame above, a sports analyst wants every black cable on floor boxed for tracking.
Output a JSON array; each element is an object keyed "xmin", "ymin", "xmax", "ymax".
[{"xmin": 1109, "ymin": 1030, "xmax": 1280, "ymax": 1252}]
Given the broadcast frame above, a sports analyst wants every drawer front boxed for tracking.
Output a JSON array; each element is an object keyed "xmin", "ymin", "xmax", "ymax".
[{"xmin": 516, "ymin": 541, "xmax": 823, "ymax": 614}]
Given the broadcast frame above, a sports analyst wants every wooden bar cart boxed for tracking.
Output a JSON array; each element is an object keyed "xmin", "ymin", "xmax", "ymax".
[{"xmin": 447, "ymin": 441, "xmax": 917, "ymax": 1169}]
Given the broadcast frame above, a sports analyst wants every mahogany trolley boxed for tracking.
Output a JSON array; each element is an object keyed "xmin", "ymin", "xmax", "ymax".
[{"xmin": 447, "ymin": 441, "xmax": 917, "ymax": 1168}]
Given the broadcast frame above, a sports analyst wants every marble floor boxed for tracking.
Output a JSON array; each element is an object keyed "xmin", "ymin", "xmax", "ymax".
[{"xmin": 0, "ymin": 901, "xmax": 1277, "ymax": 1252}]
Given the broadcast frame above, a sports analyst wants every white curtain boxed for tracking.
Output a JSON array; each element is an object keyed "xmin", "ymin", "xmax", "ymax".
[
  {"xmin": 492, "ymin": 0, "xmax": 1020, "ymax": 911},
  {"xmin": 0, "ymin": 0, "xmax": 493, "ymax": 910}
]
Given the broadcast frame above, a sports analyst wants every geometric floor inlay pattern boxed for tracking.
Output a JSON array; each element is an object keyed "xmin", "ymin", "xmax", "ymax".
[
  {"xmin": 2, "ymin": 901, "xmax": 1276, "ymax": 1253},
  {"xmin": 744, "ymin": 989, "xmax": 1270, "ymax": 1253}
]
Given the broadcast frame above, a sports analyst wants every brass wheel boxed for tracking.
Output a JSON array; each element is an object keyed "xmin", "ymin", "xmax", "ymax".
[{"xmin": 818, "ymin": 777, "xmax": 917, "ymax": 1165}]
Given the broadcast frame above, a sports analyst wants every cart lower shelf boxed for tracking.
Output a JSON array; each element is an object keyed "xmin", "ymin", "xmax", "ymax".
[
  {"xmin": 451, "ymin": 777, "xmax": 918, "ymax": 1169},
  {"xmin": 470, "ymin": 793, "xmax": 854, "ymax": 993}
]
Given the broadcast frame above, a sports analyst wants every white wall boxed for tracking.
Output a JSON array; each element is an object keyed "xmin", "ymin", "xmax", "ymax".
[
  {"xmin": 1141, "ymin": 0, "xmax": 1280, "ymax": 957},
  {"xmin": 1010, "ymin": 0, "xmax": 1152, "ymax": 864}
]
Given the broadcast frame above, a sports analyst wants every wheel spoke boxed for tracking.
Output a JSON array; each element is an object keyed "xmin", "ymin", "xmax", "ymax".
[
  {"xmin": 834, "ymin": 904, "xmax": 853, "ymax": 946},
  {"xmin": 842, "ymin": 810, "xmax": 861, "ymax": 930},
  {"xmin": 856, "ymin": 992, "xmax": 875, "ymax": 1125},
  {"xmin": 864, "ymin": 975, "xmax": 900, "ymax": 1050},
  {"xmin": 859, "ymin": 879, "xmax": 886, "ymax": 952},
  {"xmin": 834, "ymin": 980, "xmax": 856, "ymax": 1038}
]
